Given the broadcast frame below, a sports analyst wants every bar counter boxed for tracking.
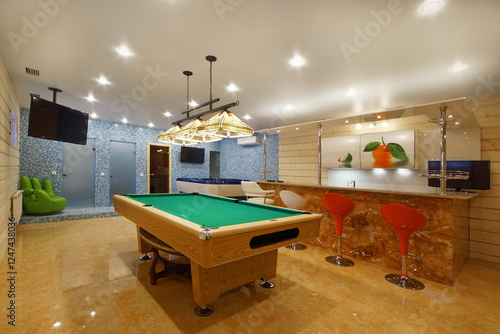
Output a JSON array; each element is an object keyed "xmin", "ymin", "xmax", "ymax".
[{"xmin": 258, "ymin": 181, "xmax": 479, "ymax": 286}]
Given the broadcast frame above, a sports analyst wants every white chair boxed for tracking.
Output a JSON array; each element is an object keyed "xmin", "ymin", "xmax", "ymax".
[
  {"xmin": 241, "ymin": 181, "xmax": 275, "ymax": 204},
  {"xmin": 280, "ymin": 190, "xmax": 308, "ymax": 250}
]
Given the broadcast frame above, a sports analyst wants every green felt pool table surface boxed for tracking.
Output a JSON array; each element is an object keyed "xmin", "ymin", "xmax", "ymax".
[{"xmin": 125, "ymin": 193, "xmax": 305, "ymax": 228}]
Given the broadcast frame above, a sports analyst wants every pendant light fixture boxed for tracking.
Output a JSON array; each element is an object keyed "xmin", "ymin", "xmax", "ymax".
[
  {"xmin": 157, "ymin": 55, "xmax": 253, "ymax": 145},
  {"xmin": 170, "ymin": 69, "xmax": 221, "ymax": 144},
  {"xmin": 196, "ymin": 56, "xmax": 253, "ymax": 138},
  {"xmin": 197, "ymin": 110, "xmax": 254, "ymax": 138}
]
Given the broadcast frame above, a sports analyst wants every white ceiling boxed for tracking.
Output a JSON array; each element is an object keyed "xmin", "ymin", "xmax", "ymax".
[{"xmin": 1, "ymin": 0, "xmax": 500, "ymax": 131}]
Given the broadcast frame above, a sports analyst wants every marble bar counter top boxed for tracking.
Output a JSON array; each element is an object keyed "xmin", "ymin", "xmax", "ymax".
[
  {"xmin": 258, "ymin": 181, "xmax": 477, "ymax": 286},
  {"xmin": 259, "ymin": 181, "xmax": 480, "ymax": 200}
]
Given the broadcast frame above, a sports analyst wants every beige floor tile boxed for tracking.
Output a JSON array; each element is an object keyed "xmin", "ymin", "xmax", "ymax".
[{"xmin": 0, "ymin": 216, "xmax": 499, "ymax": 333}]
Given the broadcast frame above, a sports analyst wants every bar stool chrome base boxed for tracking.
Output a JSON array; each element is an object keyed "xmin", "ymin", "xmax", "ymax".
[
  {"xmin": 284, "ymin": 243, "xmax": 307, "ymax": 251},
  {"xmin": 385, "ymin": 274, "xmax": 425, "ymax": 290},
  {"xmin": 195, "ymin": 305, "xmax": 214, "ymax": 317},
  {"xmin": 325, "ymin": 255, "xmax": 354, "ymax": 267}
]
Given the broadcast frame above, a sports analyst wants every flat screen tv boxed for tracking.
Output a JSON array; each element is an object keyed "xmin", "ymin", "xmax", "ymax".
[
  {"xmin": 180, "ymin": 146, "xmax": 205, "ymax": 163},
  {"xmin": 28, "ymin": 95, "xmax": 89, "ymax": 145},
  {"xmin": 428, "ymin": 160, "xmax": 490, "ymax": 191}
]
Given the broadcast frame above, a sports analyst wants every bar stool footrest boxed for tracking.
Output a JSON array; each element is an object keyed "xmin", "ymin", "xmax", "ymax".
[
  {"xmin": 393, "ymin": 250, "xmax": 420, "ymax": 260},
  {"xmin": 333, "ymin": 233, "xmax": 351, "ymax": 238}
]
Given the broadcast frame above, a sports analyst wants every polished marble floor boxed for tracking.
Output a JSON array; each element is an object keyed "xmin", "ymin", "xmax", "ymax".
[{"xmin": 1, "ymin": 216, "xmax": 499, "ymax": 334}]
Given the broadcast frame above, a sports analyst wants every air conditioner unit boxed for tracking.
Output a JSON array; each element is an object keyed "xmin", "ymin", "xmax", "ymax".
[{"xmin": 237, "ymin": 136, "xmax": 261, "ymax": 146}]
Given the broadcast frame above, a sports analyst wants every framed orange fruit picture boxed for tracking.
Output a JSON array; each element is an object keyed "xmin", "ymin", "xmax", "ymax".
[{"xmin": 360, "ymin": 129, "xmax": 415, "ymax": 169}]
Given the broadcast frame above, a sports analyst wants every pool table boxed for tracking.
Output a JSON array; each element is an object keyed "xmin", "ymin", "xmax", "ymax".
[{"xmin": 113, "ymin": 192, "xmax": 321, "ymax": 316}]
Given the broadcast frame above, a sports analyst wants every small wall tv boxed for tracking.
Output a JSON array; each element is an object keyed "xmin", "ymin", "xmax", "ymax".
[
  {"xmin": 180, "ymin": 146, "xmax": 205, "ymax": 163},
  {"xmin": 428, "ymin": 160, "xmax": 490, "ymax": 191},
  {"xmin": 28, "ymin": 95, "xmax": 89, "ymax": 145}
]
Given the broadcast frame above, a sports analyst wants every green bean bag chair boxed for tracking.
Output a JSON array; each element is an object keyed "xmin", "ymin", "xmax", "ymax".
[{"xmin": 20, "ymin": 176, "xmax": 67, "ymax": 215}]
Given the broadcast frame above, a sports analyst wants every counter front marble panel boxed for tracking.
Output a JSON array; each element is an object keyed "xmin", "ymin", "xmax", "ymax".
[{"xmin": 259, "ymin": 182, "xmax": 475, "ymax": 286}]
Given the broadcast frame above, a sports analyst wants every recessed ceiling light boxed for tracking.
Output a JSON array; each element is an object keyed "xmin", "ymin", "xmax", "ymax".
[
  {"xmin": 90, "ymin": 112, "xmax": 98, "ymax": 119},
  {"xmin": 296, "ymin": 127, "xmax": 299, "ymax": 130},
  {"xmin": 345, "ymin": 88, "xmax": 357, "ymax": 96},
  {"xmin": 290, "ymin": 55, "xmax": 305, "ymax": 67},
  {"xmin": 382, "ymin": 122, "xmax": 388, "ymax": 127},
  {"xmin": 450, "ymin": 63, "xmax": 468, "ymax": 72},
  {"xmin": 243, "ymin": 115, "xmax": 251, "ymax": 120},
  {"xmin": 345, "ymin": 120, "xmax": 349, "ymax": 123},
  {"xmin": 164, "ymin": 111, "xmax": 172, "ymax": 117},
  {"xmin": 369, "ymin": 123, "xmax": 375, "ymax": 128},
  {"xmin": 227, "ymin": 83, "xmax": 239, "ymax": 92},
  {"xmin": 97, "ymin": 76, "xmax": 110, "ymax": 85},
  {"xmin": 86, "ymin": 94, "xmax": 96, "ymax": 102},
  {"xmin": 283, "ymin": 104, "xmax": 294, "ymax": 111},
  {"xmin": 420, "ymin": 1, "xmax": 442, "ymax": 14},
  {"xmin": 189, "ymin": 100, "xmax": 198, "ymax": 107},
  {"xmin": 376, "ymin": 115, "xmax": 382, "ymax": 119},
  {"xmin": 122, "ymin": 118, "xmax": 128, "ymax": 124},
  {"xmin": 356, "ymin": 124, "xmax": 362, "ymax": 129},
  {"xmin": 277, "ymin": 130, "xmax": 280, "ymax": 133},
  {"xmin": 116, "ymin": 46, "xmax": 133, "ymax": 57},
  {"xmin": 148, "ymin": 122, "xmax": 154, "ymax": 127}
]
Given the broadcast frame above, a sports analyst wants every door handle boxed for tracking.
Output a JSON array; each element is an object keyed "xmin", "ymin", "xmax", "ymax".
[{"xmin": 63, "ymin": 174, "xmax": 67, "ymax": 177}]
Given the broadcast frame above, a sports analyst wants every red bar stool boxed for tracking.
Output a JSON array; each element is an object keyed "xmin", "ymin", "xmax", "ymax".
[
  {"xmin": 321, "ymin": 193, "xmax": 355, "ymax": 267},
  {"xmin": 380, "ymin": 204, "xmax": 427, "ymax": 290}
]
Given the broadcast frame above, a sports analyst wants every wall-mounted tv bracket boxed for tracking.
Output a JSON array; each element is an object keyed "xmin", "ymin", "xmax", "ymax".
[{"xmin": 48, "ymin": 87, "xmax": 62, "ymax": 103}]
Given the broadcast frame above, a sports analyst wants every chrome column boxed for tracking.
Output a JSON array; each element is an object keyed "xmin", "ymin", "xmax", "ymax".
[
  {"xmin": 318, "ymin": 123, "xmax": 322, "ymax": 185},
  {"xmin": 439, "ymin": 106, "xmax": 447, "ymax": 195}
]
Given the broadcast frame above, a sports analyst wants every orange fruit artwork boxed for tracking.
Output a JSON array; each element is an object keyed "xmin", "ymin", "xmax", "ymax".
[
  {"xmin": 372, "ymin": 144, "xmax": 392, "ymax": 168},
  {"xmin": 363, "ymin": 137, "xmax": 409, "ymax": 168}
]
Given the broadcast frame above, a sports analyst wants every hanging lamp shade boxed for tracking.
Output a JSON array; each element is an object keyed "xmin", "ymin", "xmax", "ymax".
[
  {"xmin": 197, "ymin": 111, "xmax": 254, "ymax": 138},
  {"xmin": 157, "ymin": 124, "xmax": 195, "ymax": 145},
  {"xmin": 174, "ymin": 119, "xmax": 222, "ymax": 144}
]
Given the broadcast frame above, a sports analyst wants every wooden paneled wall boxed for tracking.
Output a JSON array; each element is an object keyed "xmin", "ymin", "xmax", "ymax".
[
  {"xmin": 0, "ymin": 54, "xmax": 20, "ymax": 263},
  {"xmin": 471, "ymin": 97, "xmax": 500, "ymax": 263},
  {"xmin": 279, "ymin": 100, "xmax": 500, "ymax": 264}
]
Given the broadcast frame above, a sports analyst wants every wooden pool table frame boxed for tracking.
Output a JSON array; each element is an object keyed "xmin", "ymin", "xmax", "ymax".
[{"xmin": 113, "ymin": 193, "xmax": 321, "ymax": 314}]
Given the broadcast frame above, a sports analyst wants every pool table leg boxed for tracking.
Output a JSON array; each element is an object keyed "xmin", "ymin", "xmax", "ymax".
[
  {"xmin": 136, "ymin": 226, "xmax": 152, "ymax": 260},
  {"xmin": 190, "ymin": 250, "xmax": 278, "ymax": 316}
]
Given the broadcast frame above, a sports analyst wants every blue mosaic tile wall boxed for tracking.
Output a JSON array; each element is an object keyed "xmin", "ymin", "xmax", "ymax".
[
  {"xmin": 219, "ymin": 133, "xmax": 279, "ymax": 182},
  {"xmin": 20, "ymin": 108, "xmax": 64, "ymax": 193},
  {"xmin": 20, "ymin": 108, "xmax": 164, "ymax": 207},
  {"xmin": 169, "ymin": 141, "xmax": 222, "ymax": 193},
  {"xmin": 87, "ymin": 120, "xmax": 165, "ymax": 205},
  {"xmin": 20, "ymin": 107, "xmax": 279, "ymax": 205}
]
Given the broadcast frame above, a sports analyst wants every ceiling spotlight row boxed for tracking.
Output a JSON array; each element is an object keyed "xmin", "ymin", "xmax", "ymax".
[{"xmin": 85, "ymin": 46, "xmax": 244, "ymax": 129}]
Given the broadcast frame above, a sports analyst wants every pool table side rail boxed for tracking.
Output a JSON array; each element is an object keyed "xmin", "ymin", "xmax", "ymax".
[{"xmin": 206, "ymin": 215, "xmax": 321, "ymax": 267}]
